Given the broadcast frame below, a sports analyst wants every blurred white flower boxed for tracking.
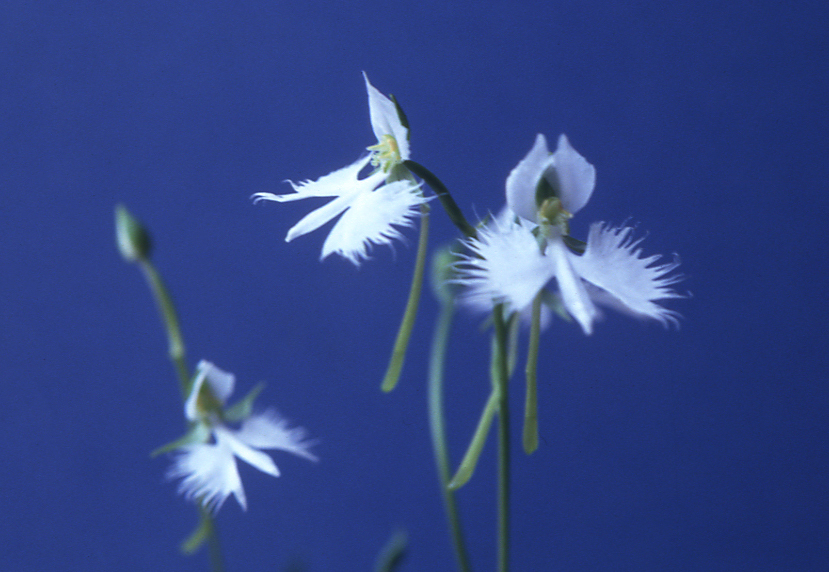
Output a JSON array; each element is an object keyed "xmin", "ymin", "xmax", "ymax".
[
  {"xmin": 253, "ymin": 73, "xmax": 427, "ymax": 265},
  {"xmin": 167, "ymin": 360, "xmax": 317, "ymax": 513},
  {"xmin": 454, "ymin": 134, "xmax": 683, "ymax": 334}
]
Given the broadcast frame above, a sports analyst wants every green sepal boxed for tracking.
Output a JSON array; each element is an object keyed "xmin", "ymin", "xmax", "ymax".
[
  {"xmin": 563, "ymin": 234, "xmax": 587, "ymax": 255},
  {"xmin": 389, "ymin": 94, "xmax": 410, "ymax": 141},
  {"xmin": 223, "ymin": 382, "xmax": 265, "ymax": 423},
  {"xmin": 115, "ymin": 204, "xmax": 152, "ymax": 262},
  {"xmin": 403, "ymin": 160, "xmax": 477, "ymax": 239},
  {"xmin": 151, "ymin": 422, "xmax": 210, "ymax": 457}
]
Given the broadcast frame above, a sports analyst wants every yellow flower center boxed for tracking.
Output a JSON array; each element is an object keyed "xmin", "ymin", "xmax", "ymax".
[
  {"xmin": 367, "ymin": 134, "xmax": 401, "ymax": 173},
  {"xmin": 538, "ymin": 196, "xmax": 572, "ymax": 233}
]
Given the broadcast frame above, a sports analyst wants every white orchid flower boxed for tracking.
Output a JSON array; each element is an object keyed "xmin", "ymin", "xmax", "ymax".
[
  {"xmin": 253, "ymin": 73, "xmax": 427, "ymax": 265},
  {"xmin": 455, "ymin": 134, "xmax": 683, "ymax": 334},
  {"xmin": 166, "ymin": 360, "xmax": 317, "ymax": 513}
]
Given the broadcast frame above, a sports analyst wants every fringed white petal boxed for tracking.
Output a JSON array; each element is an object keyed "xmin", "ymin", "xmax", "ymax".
[
  {"xmin": 453, "ymin": 219, "xmax": 555, "ymax": 316},
  {"xmin": 505, "ymin": 134, "xmax": 552, "ymax": 223},
  {"xmin": 321, "ymin": 180, "xmax": 426, "ymax": 265},
  {"xmin": 234, "ymin": 409, "xmax": 319, "ymax": 462},
  {"xmin": 167, "ymin": 440, "xmax": 246, "ymax": 512},
  {"xmin": 548, "ymin": 237, "xmax": 598, "ymax": 335},
  {"xmin": 569, "ymin": 223, "xmax": 684, "ymax": 327},
  {"xmin": 548, "ymin": 134, "xmax": 595, "ymax": 215},
  {"xmin": 364, "ymin": 72, "xmax": 410, "ymax": 161},
  {"xmin": 252, "ymin": 156, "xmax": 374, "ymax": 203}
]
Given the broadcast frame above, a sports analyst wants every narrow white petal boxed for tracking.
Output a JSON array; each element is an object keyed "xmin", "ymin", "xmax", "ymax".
[
  {"xmin": 569, "ymin": 223, "xmax": 684, "ymax": 326},
  {"xmin": 453, "ymin": 219, "xmax": 555, "ymax": 316},
  {"xmin": 364, "ymin": 72, "xmax": 410, "ymax": 161},
  {"xmin": 215, "ymin": 426, "xmax": 280, "ymax": 478},
  {"xmin": 284, "ymin": 183, "xmax": 366, "ymax": 243},
  {"xmin": 167, "ymin": 441, "xmax": 246, "ymax": 512},
  {"xmin": 505, "ymin": 134, "xmax": 553, "ymax": 223},
  {"xmin": 321, "ymin": 180, "xmax": 426, "ymax": 265},
  {"xmin": 234, "ymin": 409, "xmax": 319, "ymax": 462},
  {"xmin": 548, "ymin": 237, "xmax": 597, "ymax": 335},
  {"xmin": 548, "ymin": 134, "xmax": 595, "ymax": 215}
]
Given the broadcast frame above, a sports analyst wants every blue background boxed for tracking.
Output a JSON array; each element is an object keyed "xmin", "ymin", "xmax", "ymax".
[{"xmin": 2, "ymin": 1, "xmax": 828, "ymax": 570}]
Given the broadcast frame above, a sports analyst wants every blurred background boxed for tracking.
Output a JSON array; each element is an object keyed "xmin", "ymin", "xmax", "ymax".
[{"xmin": 2, "ymin": 1, "xmax": 828, "ymax": 570}]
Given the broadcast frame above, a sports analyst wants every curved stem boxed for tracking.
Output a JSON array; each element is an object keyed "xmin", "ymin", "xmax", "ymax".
[
  {"xmin": 428, "ymin": 299, "xmax": 473, "ymax": 572},
  {"xmin": 135, "ymin": 256, "xmax": 224, "ymax": 570}
]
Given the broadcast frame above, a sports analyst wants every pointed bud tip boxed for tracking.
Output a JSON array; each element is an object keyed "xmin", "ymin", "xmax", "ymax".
[{"xmin": 115, "ymin": 204, "xmax": 152, "ymax": 262}]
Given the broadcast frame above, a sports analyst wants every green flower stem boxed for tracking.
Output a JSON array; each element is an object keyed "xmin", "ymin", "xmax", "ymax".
[
  {"xmin": 137, "ymin": 258, "xmax": 189, "ymax": 397},
  {"xmin": 493, "ymin": 306, "xmax": 511, "ymax": 572},
  {"xmin": 131, "ymin": 254, "xmax": 224, "ymax": 571},
  {"xmin": 522, "ymin": 294, "xmax": 542, "ymax": 455},
  {"xmin": 381, "ymin": 207, "xmax": 430, "ymax": 392},
  {"xmin": 428, "ymin": 298, "xmax": 473, "ymax": 572}
]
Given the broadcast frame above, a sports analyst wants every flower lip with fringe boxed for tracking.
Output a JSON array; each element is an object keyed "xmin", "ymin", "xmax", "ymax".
[
  {"xmin": 453, "ymin": 134, "xmax": 684, "ymax": 334},
  {"xmin": 253, "ymin": 73, "xmax": 428, "ymax": 266},
  {"xmin": 166, "ymin": 360, "xmax": 317, "ymax": 513}
]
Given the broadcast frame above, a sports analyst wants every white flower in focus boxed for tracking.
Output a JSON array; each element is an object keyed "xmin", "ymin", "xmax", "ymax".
[
  {"xmin": 167, "ymin": 360, "xmax": 317, "ymax": 513},
  {"xmin": 455, "ymin": 134, "xmax": 683, "ymax": 334},
  {"xmin": 253, "ymin": 73, "xmax": 427, "ymax": 265}
]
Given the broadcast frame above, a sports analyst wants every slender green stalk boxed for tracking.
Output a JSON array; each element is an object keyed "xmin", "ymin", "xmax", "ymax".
[
  {"xmin": 492, "ymin": 306, "xmax": 511, "ymax": 572},
  {"xmin": 522, "ymin": 294, "xmax": 542, "ymax": 454},
  {"xmin": 131, "ymin": 253, "xmax": 224, "ymax": 571},
  {"xmin": 428, "ymin": 298, "xmax": 473, "ymax": 572},
  {"xmin": 137, "ymin": 258, "xmax": 189, "ymax": 397},
  {"xmin": 381, "ymin": 208, "xmax": 430, "ymax": 392}
]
